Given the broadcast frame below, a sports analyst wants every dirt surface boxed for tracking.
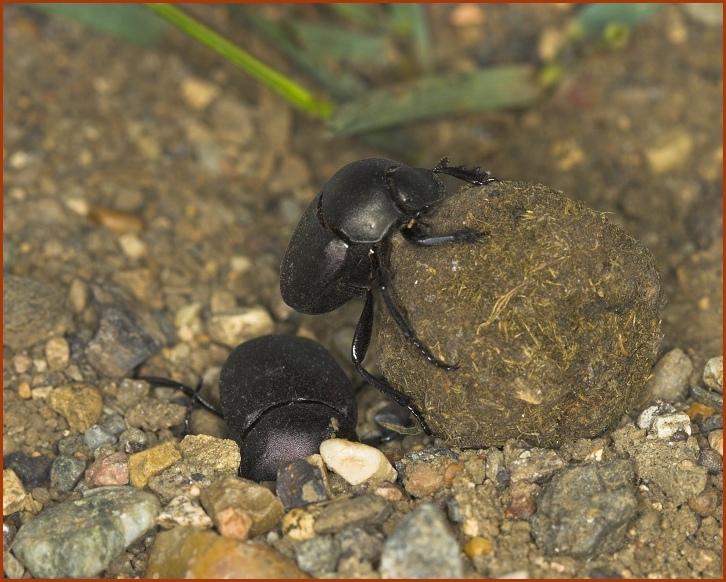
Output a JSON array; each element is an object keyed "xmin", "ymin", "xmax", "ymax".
[{"xmin": 3, "ymin": 4, "xmax": 722, "ymax": 579}]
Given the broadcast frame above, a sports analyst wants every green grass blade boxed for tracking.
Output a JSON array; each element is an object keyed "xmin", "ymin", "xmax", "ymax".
[
  {"xmin": 146, "ymin": 3, "xmax": 333, "ymax": 118},
  {"xmin": 574, "ymin": 4, "xmax": 663, "ymax": 36},
  {"xmin": 30, "ymin": 3, "xmax": 169, "ymax": 47},
  {"xmin": 327, "ymin": 65, "xmax": 541, "ymax": 136}
]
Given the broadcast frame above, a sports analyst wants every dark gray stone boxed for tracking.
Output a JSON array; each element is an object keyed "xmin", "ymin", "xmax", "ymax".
[
  {"xmin": 276, "ymin": 458, "xmax": 329, "ymax": 510},
  {"xmin": 295, "ymin": 535, "xmax": 341, "ymax": 577},
  {"xmin": 85, "ymin": 283, "xmax": 167, "ymax": 377},
  {"xmin": 380, "ymin": 503, "xmax": 463, "ymax": 578},
  {"xmin": 3, "ymin": 452, "xmax": 52, "ymax": 489},
  {"xmin": 530, "ymin": 460, "xmax": 638, "ymax": 558},
  {"xmin": 50, "ymin": 455, "xmax": 86, "ymax": 493}
]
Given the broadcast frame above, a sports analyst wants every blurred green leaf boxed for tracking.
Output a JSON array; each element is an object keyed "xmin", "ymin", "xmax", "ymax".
[
  {"xmin": 390, "ymin": 4, "xmax": 433, "ymax": 73},
  {"xmin": 30, "ymin": 3, "xmax": 169, "ymax": 46},
  {"xmin": 377, "ymin": 421, "xmax": 422, "ymax": 436},
  {"xmin": 146, "ymin": 4, "xmax": 333, "ymax": 119},
  {"xmin": 327, "ymin": 3, "xmax": 381, "ymax": 28},
  {"xmin": 328, "ymin": 65, "xmax": 541, "ymax": 136},
  {"xmin": 574, "ymin": 4, "xmax": 662, "ymax": 36},
  {"xmin": 233, "ymin": 8, "xmax": 366, "ymax": 102},
  {"xmin": 290, "ymin": 21, "xmax": 390, "ymax": 65}
]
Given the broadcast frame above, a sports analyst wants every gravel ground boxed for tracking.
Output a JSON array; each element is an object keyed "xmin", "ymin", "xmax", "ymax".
[{"xmin": 3, "ymin": 4, "xmax": 722, "ymax": 579}]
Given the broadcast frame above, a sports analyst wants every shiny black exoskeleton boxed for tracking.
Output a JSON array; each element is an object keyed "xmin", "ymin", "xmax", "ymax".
[
  {"xmin": 280, "ymin": 158, "xmax": 496, "ymax": 434},
  {"xmin": 143, "ymin": 335, "xmax": 357, "ymax": 482}
]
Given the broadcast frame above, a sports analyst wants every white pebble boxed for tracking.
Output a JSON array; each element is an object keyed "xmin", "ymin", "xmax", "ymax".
[
  {"xmin": 703, "ymin": 356, "xmax": 723, "ymax": 393},
  {"xmin": 650, "ymin": 413, "xmax": 692, "ymax": 439},
  {"xmin": 319, "ymin": 439, "xmax": 397, "ymax": 485},
  {"xmin": 636, "ymin": 402, "xmax": 676, "ymax": 430}
]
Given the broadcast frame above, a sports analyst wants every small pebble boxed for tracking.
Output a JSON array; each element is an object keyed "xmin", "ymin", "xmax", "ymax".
[
  {"xmin": 48, "ymin": 384, "xmax": 103, "ymax": 433},
  {"xmin": 703, "ymin": 356, "xmax": 723, "ymax": 393},
  {"xmin": 314, "ymin": 494, "xmax": 392, "ymax": 535},
  {"xmin": 3, "ymin": 469, "xmax": 29, "ymax": 516},
  {"xmin": 11, "ymin": 486, "xmax": 160, "ymax": 578},
  {"xmin": 643, "ymin": 348, "xmax": 693, "ymax": 401},
  {"xmin": 380, "ymin": 503, "xmax": 464, "ymax": 578},
  {"xmin": 506, "ymin": 481, "xmax": 539, "ymax": 520},
  {"xmin": 181, "ymin": 76, "xmax": 221, "ymax": 110},
  {"xmin": 685, "ymin": 402, "xmax": 715, "ymax": 421},
  {"xmin": 708, "ymin": 429, "xmax": 723, "ymax": 456},
  {"xmin": 50, "ymin": 455, "xmax": 87, "ymax": 493},
  {"xmin": 281, "ymin": 507, "xmax": 319, "ymax": 541},
  {"xmin": 115, "ymin": 378, "xmax": 151, "ymax": 410},
  {"xmin": 199, "ymin": 475, "xmax": 283, "ymax": 540},
  {"xmin": 688, "ymin": 488, "xmax": 719, "ymax": 517},
  {"xmin": 44, "ymin": 336, "xmax": 70, "ymax": 371},
  {"xmin": 145, "ymin": 527, "xmax": 307, "ymax": 578},
  {"xmin": 17, "ymin": 382, "xmax": 31, "ymax": 400},
  {"xmin": 649, "ymin": 413, "xmax": 692, "ymax": 439},
  {"xmin": 87, "ymin": 206, "xmax": 143, "ymax": 235},
  {"xmin": 125, "ymin": 398, "xmax": 186, "ymax": 431},
  {"xmin": 637, "ymin": 401, "xmax": 677, "ymax": 430},
  {"xmin": 178, "ymin": 434, "xmax": 241, "ymax": 476},
  {"xmin": 697, "ymin": 448, "xmax": 723, "ymax": 474},
  {"xmin": 295, "ymin": 534, "xmax": 341, "ymax": 577},
  {"xmin": 84, "ymin": 424, "xmax": 118, "ymax": 450},
  {"xmin": 508, "ymin": 448, "xmax": 565, "ymax": 483},
  {"xmin": 119, "ymin": 428, "xmax": 147, "ymax": 454},
  {"xmin": 645, "ymin": 130, "xmax": 693, "ymax": 175},
  {"xmin": 128, "ymin": 441, "xmax": 181, "ymax": 489},
  {"xmin": 320, "ymin": 439, "xmax": 397, "ymax": 485},
  {"xmin": 276, "ymin": 457, "xmax": 330, "ymax": 510},
  {"xmin": 464, "ymin": 536, "xmax": 494, "ymax": 559},
  {"xmin": 84, "ymin": 452, "xmax": 129, "ymax": 487},
  {"xmin": 206, "ymin": 306, "xmax": 275, "ymax": 347},
  {"xmin": 156, "ymin": 495, "xmax": 213, "ymax": 529}
]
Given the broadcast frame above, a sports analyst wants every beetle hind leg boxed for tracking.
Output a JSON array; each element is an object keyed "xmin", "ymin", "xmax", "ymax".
[
  {"xmin": 372, "ymin": 249, "xmax": 459, "ymax": 371},
  {"xmin": 352, "ymin": 290, "xmax": 433, "ymax": 436}
]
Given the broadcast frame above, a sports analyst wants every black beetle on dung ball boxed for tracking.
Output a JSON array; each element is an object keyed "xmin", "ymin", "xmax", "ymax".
[
  {"xmin": 143, "ymin": 334, "xmax": 358, "ymax": 482},
  {"xmin": 279, "ymin": 157, "xmax": 497, "ymax": 433}
]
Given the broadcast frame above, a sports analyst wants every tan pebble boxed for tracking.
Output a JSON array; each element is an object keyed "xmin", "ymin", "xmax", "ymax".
[
  {"xmin": 3, "ymin": 469, "xmax": 28, "ymax": 516},
  {"xmin": 13, "ymin": 354, "xmax": 32, "ymax": 374},
  {"xmin": 207, "ymin": 307, "xmax": 275, "ymax": 347},
  {"xmin": 156, "ymin": 495, "xmax": 214, "ymax": 529},
  {"xmin": 703, "ymin": 356, "xmax": 723, "ymax": 392},
  {"xmin": 688, "ymin": 488, "xmax": 718, "ymax": 517},
  {"xmin": 686, "ymin": 402, "xmax": 715, "ymax": 421},
  {"xmin": 282, "ymin": 507, "xmax": 318, "ymax": 541},
  {"xmin": 403, "ymin": 464, "xmax": 444, "ymax": 498},
  {"xmin": 117, "ymin": 232, "xmax": 147, "ymax": 259},
  {"xmin": 45, "ymin": 337, "xmax": 70, "ymax": 371},
  {"xmin": 181, "ymin": 77, "xmax": 221, "ymax": 110},
  {"xmin": 708, "ymin": 430, "xmax": 723, "ymax": 457},
  {"xmin": 17, "ymin": 382, "xmax": 31, "ymax": 399},
  {"xmin": 88, "ymin": 205, "xmax": 143, "ymax": 235},
  {"xmin": 199, "ymin": 475, "xmax": 283, "ymax": 540},
  {"xmin": 145, "ymin": 527, "xmax": 308, "ymax": 578},
  {"xmin": 464, "ymin": 536, "xmax": 493, "ymax": 558},
  {"xmin": 179, "ymin": 434, "xmax": 241, "ymax": 475},
  {"xmin": 128, "ymin": 441, "xmax": 181, "ymax": 489},
  {"xmin": 645, "ymin": 130, "xmax": 694, "ymax": 174},
  {"xmin": 444, "ymin": 461, "xmax": 466, "ymax": 484},
  {"xmin": 48, "ymin": 384, "xmax": 103, "ymax": 433}
]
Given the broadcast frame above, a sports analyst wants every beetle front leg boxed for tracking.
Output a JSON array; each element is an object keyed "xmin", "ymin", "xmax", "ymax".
[
  {"xmin": 432, "ymin": 157, "xmax": 498, "ymax": 185},
  {"xmin": 401, "ymin": 221, "xmax": 489, "ymax": 246},
  {"xmin": 352, "ymin": 290, "xmax": 433, "ymax": 436},
  {"xmin": 139, "ymin": 376, "xmax": 223, "ymax": 435}
]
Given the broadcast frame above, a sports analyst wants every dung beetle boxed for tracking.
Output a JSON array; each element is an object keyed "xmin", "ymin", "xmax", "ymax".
[
  {"xmin": 142, "ymin": 334, "xmax": 358, "ymax": 482},
  {"xmin": 280, "ymin": 157, "xmax": 496, "ymax": 434}
]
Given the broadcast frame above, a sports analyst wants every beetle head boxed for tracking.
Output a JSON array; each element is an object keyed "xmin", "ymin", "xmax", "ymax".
[{"xmin": 386, "ymin": 165, "xmax": 446, "ymax": 218}]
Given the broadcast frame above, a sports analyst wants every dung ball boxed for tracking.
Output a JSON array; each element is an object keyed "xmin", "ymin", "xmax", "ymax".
[{"xmin": 377, "ymin": 181, "xmax": 665, "ymax": 448}]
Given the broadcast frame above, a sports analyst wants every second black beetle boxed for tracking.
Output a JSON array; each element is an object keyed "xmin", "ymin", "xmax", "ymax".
[
  {"xmin": 280, "ymin": 157, "xmax": 496, "ymax": 434},
  {"xmin": 144, "ymin": 334, "xmax": 358, "ymax": 482}
]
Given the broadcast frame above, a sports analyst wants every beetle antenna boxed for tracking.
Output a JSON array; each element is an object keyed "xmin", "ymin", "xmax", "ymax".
[{"xmin": 432, "ymin": 159, "xmax": 498, "ymax": 186}]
